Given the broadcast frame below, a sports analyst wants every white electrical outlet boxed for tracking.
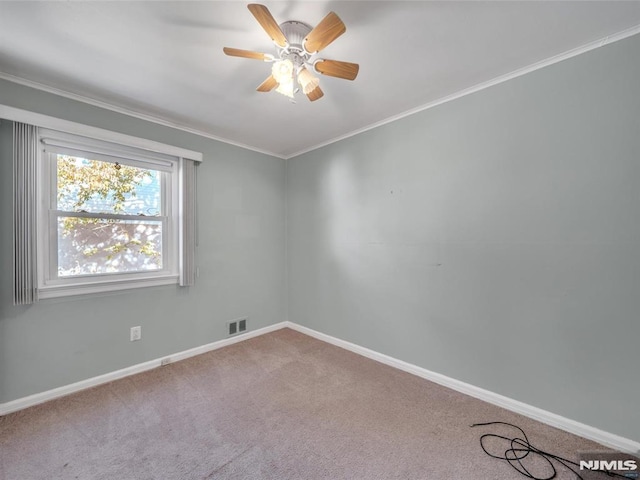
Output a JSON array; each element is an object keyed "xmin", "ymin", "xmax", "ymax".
[{"xmin": 130, "ymin": 326, "xmax": 142, "ymax": 342}]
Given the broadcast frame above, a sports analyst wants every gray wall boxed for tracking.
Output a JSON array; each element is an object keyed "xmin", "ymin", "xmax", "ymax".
[
  {"xmin": 287, "ymin": 34, "xmax": 640, "ymax": 442},
  {"xmin": 0, "ymin": 79, "xmax": 286, "ymax": 403},
  {"xmin": 2, "ymin": 33, "xmax": 639, "ymax": 443}
]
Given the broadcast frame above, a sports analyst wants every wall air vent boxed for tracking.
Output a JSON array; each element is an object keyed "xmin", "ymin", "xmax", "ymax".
[{"xmin": 227, "ymin": 317, "xmax": 248, "ymax": 337}]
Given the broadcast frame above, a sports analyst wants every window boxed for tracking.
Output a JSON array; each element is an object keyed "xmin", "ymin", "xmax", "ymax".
[
  {"xmin": 7, "ymin": 106, "xmax": 201, "ymax": 304},
  {"xmin": 34, "ymin": 128, "xmax": 196, "ymax": 298},
  {"xmin": 51, "ymin": 156, "xmax": 168, "ymax": 277}
]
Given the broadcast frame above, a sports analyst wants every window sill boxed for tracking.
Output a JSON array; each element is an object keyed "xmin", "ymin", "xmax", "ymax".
[{"xmin": 38, "ymin": 274, "xmax": 179, "ymax": 299}]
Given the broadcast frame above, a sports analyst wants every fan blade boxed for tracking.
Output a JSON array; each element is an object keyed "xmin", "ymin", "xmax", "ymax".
[
  {"xmin": 314, "ymin": 60, "xmax": 359, "ymax": 81},
  {"xmin": 306, "ymin": 86, "xmax": 324, "ymax": 102},
  {"xmin": 247, "ymin": 4, "xmax": 288, "ymax": 48},
  {"xmin": 304, "ymin": 12, "xmax": 346, "ymax": 53},
  {"xmin": 223, "ymin": 47, "xmax": 270, "ymax": 61},
  {"xmin": 257, "ymin": 75, "xmax": 278, "ymax": 92}
]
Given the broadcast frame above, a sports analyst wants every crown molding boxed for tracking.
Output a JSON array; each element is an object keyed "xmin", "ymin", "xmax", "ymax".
[
  {"xmin": 2, "ymin": 24, "xmax": 639, "ymax": 161},
  {"xmin": 0, "ymin": 72, "xmax": 285, "ymax": 160},
  {"xmin": 284, "ymin": 24, "xmax": 640, "ymax": 159}
]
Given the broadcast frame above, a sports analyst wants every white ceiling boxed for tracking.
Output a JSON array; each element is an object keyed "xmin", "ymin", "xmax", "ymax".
[{"xmin": 1, "ymin": 1, "xmax": 640, "ymax": 159}]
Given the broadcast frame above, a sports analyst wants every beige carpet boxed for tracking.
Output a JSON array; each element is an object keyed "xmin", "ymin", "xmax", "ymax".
[{"xmin": 0, "ymin": 328, "xmax": 620, "ymax": 479}]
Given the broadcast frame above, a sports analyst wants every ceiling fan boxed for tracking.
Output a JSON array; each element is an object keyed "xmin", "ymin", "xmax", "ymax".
[{"xmin": 223, "ymin": 3, "xmax": 359, "ymax": 102}]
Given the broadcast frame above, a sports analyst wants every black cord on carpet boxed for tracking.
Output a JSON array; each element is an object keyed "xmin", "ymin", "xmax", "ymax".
[{"xmin": 470, "ymin": 421, "xmax": 630, "ymax": 480}]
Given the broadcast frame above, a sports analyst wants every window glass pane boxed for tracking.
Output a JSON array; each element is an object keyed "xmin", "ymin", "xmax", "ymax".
[
  {"xmin": 56, "ymin": 155, "xmax": 161, "ymax": 216},
  {"xmin": 57, "ymin": 217, "xmax": 163, "ymax": 277}
]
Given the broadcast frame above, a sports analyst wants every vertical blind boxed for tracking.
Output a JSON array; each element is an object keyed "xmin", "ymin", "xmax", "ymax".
[
  {"xmin": 180, "ymin": 158, "xmax": 198, "ymax": 287},
  {"xmin": 13, "ymin": 122, "xmax": 39, "ymax": 305},
  {"xmin": 12, "ymin": 121, "xmax": 200, "ymax": 302}
]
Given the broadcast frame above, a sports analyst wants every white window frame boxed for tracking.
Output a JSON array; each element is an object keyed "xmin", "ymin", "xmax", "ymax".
[
  {"xmin": 37, "ymin": 137, "xmax": 181, "ymax": 298},
  {"xmin": 3, "ymin": 104, "xmax": 202, "ymax": 300}
]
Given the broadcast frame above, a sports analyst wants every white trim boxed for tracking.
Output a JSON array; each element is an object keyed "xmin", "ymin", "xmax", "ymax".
[
  {"xmin": 1, "ymin": 320, "xmax": 638, "ymax": 455},
  {"xmin": 0, "ymin": 74, "xmax": 285, "ymax": 160},
  {"xmin": 0, "ymin": 322, "xmax": 288, "ymax": 416},
  {"xmin": 284, "ymin": 25, "xmax": 640, "ymax": 159},
  {"xmin": 2, "ymin": 26, "xmax": 639, "ymax": 161},
  {"xmin": 0, "ymin": 104, "xmax": 203, "ymax": 162},
  {"xmin": 284, "ymin": 322, "xmax": 640, "ymax": 455},
  {"xmin": 37, "ymin": 275, "xmax": 179, "ymax": 299}
]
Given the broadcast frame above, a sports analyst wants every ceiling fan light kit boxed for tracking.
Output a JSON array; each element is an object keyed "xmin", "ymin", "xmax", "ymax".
[
  {"xmin": 223, "ymin": 3, "xmax": 359, "ymax": 102},
  {"xmin": 298, "ymin": 67, "xmax": 319, "ymax": 95}
]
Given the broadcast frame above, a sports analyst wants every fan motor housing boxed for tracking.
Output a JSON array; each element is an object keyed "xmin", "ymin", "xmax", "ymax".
[{"xmin": 279, "ymin": 20, "xmax": 313, "ymax": 55}]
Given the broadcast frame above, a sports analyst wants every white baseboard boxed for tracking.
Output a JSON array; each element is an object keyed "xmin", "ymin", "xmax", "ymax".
[
  {"xmin": 284, "ymin": 322, "xmax": 640, "ymax": 455},
  {"xmin": 0, "ymin": 321, "xmax": 288, "ymax": 416},
  {"xmin": 3, "ymin": 320, "xmax": 638, "ymax": 455}
]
